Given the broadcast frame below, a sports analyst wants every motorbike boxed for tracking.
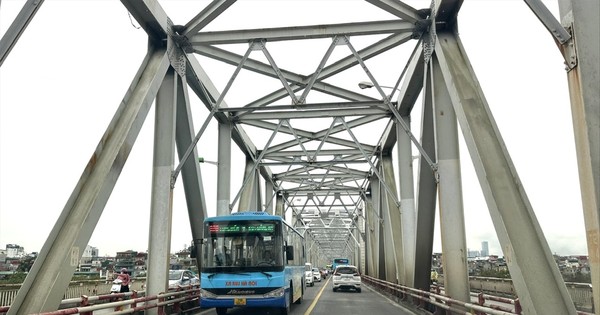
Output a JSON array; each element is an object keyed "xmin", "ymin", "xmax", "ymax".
[
  {"xmin": 110, "ymin": 278, "xmax": 125, "ymax": 311},
  {"xmin": 110, "ymin": 278, "xmax": 123, "ymax": 293}
]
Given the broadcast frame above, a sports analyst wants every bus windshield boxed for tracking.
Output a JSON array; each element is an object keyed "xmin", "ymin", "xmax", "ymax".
[{"xmin": 201, "ymin": 220, "xmax": 284, "ymax": 272}]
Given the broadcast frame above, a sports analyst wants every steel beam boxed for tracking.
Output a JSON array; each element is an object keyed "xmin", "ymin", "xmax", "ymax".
[
  {"xmin": 7, "ymin": 46, "xmax": 170, "ymax": 314},
  {"xmin": 435, "ymin": 30, "xmax": 577, "ymax": 315},
  {"xmin": 174, "ymin": 72, "xmax": 208, "ymax": 266},
  {"xmin": 413, "ymin": 61, "xmax": 438, "ymax": 292},
  {"xmin": 182, "ymin": 0, "xmax": 236, "ymax": 35},
  {"xmin": 431, "ymin": 55, "xmax": 470, "ymax": 304},
  {"xmin": 396, "ymin": 115, "xmax": 417, "ymax": 287},
  {"xmin": 190, "ymin": 20, "xmax": 415, "ymax": 45},
  {"xmin": 557, "ymin": 1, "xmax": 600, "ymax": 311},
  {"xmin": 146, "ymin": 67, "xmax": 178, "ymax": 305},
  {"xmin": 0, "ymin": 0, "xmax": 45, "ymax": 67},
  {"xmin": 382, "ymin": 156, "xmax": 404, "ymax": 284},
  {"xmin": 217, "ymin": 122, "xmax": 232, "ymax": 215}
]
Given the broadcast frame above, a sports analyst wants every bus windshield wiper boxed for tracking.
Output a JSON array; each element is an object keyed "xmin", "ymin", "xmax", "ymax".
[
  {"xmin": 207, "ymin": 273, "xmax": 216, "ymax": 279},
  {"xmin": 260, "ymin": 271, "xmax": 272, "ymax": 279},
  {"xmin": 223, "ymin": 270, "xmax": 250, "ymax": 275}
]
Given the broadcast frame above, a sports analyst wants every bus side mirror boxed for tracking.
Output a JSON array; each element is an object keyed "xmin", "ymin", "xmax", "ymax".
[{"xmin": 285, "ymin": 245, "xmax": 294, "ymax": 260}]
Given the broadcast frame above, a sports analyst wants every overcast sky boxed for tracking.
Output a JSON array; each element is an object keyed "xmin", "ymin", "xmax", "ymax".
[{"xmin": 0, "ymin": 0, "xmax": 587, "ymax": 258}]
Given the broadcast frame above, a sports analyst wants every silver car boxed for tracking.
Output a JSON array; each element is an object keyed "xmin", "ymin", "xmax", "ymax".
[
  {"xmin": 332, "ymin": 265, "xmax": 361, "ymax": 292},
  {"xmin": 168, "ymin": 269, "xmax": 200, "ymax": 289}
]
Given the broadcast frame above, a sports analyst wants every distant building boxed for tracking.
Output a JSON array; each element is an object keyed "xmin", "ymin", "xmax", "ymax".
[
  {"xmin": 6, "ymin": 244, "xmax": 25, "ymax": 258},
  {"xmin": 134, "ymin": 252, "xmax": 148, "ymax": 276},
  {"xmin": 115, "ymin": 250, "xmax": 137, "ymax": 276},
  {"xmin": 467, "ymin": 249, "xmax": 480, "ymax": 258},
  {"xmin": 481, "ymin": 241, "xmax": 489, "ymax": 257},
  {"xmin": 77, "ymin": 245, "xmax": 100, "ymax": 273},
  {"xmin": 82, "ymin": 245, "xmax": 99, "ymax": 259}
]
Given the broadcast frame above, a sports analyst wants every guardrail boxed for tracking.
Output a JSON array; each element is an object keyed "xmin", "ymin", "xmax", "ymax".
[
  {"xmin": 363, "ymin": 275, "xmax": 595, "ymax": 315},
  {"xmin": 0, "ymin": 279, "xmax": 146, "ymax": 306},
  {"xmin": 0, "ymin": 285, "xmax": 200, "ymax": 314},
  {"xmin": 363, "ymin": 275, "xmax": 519, "ymax": 315},
  {"xmin": 438, "ymin": 274, "xmax": 595, "ymax": 313}
]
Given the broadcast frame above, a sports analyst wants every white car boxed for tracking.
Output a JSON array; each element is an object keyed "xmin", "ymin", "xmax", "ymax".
[
  {"xmin": 305, "ymin": 270, "xmax": 314, "ymax": 286},
  {"xmin": 312, "ymin": 267, "xmax": 322, "ymax": 282},
  {"xmin": 168, "ymin": 269, "xmax": 199, "ymax": 289},
  {"xmin": 332, "ymin": 265, "xmax": 361, "ymax": 292},
  {"xmin": 305, "ymin": 263, "xmax": 314, "ymax": 287}
]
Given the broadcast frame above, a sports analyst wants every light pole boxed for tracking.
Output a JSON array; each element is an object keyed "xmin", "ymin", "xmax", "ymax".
[
  {"xmin": 198, "ymin": 157, "xmax": 218, "ymax": 166},
  {"xmin": 358, "ymin": 81, "xmax": 399, "ymax": 92}
]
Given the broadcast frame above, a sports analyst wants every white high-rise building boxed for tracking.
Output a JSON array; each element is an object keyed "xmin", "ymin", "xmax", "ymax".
[
  {"xmin": 6, "ymin": 244, "xmax": 25, "ymax": 258},
  {"xmin": 481, "ymin": 241, "xmax": 489, "ymax": 257}
]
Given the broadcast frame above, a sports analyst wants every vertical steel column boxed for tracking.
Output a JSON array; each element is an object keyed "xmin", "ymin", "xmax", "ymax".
[
  {"xmin": 431, "ymin": 56, "xmax": 470, "ymax": 304},
  {"xmin": 364, "ymin": 194, "xmax": 372, "ymax": 276},
  {"xmin": 558, "ymin": 2, "xmax": 600, "ymax": 312},
  {"xmin": 146, "ymin": 67, "xmax": 178, "ymax": 312},
  {"xmin": 174, "ymin": 74, "xmax": 208, "ymax": 266},
  {"xmin": 435, "ymin": 31, "xmax": 577, "ymax": 315},
  {"xmin": 358, "ymin": 214, "xmax": 367, "ymax": 274},
  {"xmin": 413, "ymin": 64, "xmax": 438, "ymax": 292},
  {"xmin": 353, "ymin": 227, "xmax": 362, "ymax": 273},
  {"xmin": 238, "ymin": 158, "xmax": 262, "ymax": 211},
  {"xmin": 265, "ymin": 180, "xmax": 274, "ymax": 213},
  {"xmin": 382, "ymin": 156, "xmax": 404, "ymax": 284},
  {"xmin": 238, "ymin": 158, "xmax": 254, "ymax": 211},
  {"xmin": 275, "ymin": 192, "xmax": 285, "ymax": 217},
  {"xmin": 217, "ymin": 122, "xmax": 231, "ymax": 216},
  {"xmin": 376, "ymin": 176, "xmax": 387, "ymax": 279},
  {"xmin": 366, "ymin": 177, "xmax": 380, "ymax": 277},
  {"xmin": 396, "ymin": 115, "xmax": 417, "ymax": 286}
]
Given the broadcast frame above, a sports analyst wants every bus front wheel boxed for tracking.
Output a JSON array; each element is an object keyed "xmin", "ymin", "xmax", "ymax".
[{"xmin": 281, "ymin": 284, "xmax": 292, "ymax": 315}]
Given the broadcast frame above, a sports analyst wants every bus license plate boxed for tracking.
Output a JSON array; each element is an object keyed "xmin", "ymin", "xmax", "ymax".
[{"xmin": 234, "ymin": 298, "xmax": 246, "ymax": 305}]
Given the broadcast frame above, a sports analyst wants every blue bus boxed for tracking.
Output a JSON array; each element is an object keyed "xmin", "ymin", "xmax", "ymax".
[
  {"xmin": 200, "ymin": 212, "xmax": 305, "ymax": 315},
  {"xmin": 332, "ymin": 258, "xmax": 350, "ymax": 271}
]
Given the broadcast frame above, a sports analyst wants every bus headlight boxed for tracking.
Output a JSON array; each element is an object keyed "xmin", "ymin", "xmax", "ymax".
[
  {"xmin": 264, "ymin": 287, "xmax": 285, "ymax": 298},
  {"xmin": 200, "ymin": 289, "xmax": 217, "ymax": 298}
]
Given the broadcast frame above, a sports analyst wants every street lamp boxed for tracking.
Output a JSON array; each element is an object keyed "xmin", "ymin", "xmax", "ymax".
[
  {"xmin": 358, "ymin": 81, "xmax": 375, "ymax": 89},
  {"xmin": 358, "ymin": 81, "xmax": 399, "ymax": 92},
  {"xmin": 198, "ymin": 157, "xmax": 218, "ymax": 166}
]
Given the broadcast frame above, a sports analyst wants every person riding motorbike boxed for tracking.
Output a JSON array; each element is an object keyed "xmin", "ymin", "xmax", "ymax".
[{"xmin": 116, "ymin": 268, "xmax": 131, "ymax": 292}]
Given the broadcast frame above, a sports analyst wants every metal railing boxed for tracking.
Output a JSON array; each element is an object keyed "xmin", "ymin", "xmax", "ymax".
[
  {"xmin": 0, "ymin": 285, "xmax": 200, "ymax": 314},
  {"xmin": 362, "ymin": 275, "xmax": 518, "ymax": 315},
  {"xmin": 439, "ymin": 274, "xmax": 595, "ymax": 313},
  {"xmin": 0, "ymin": 279, "xmax": 146, "ymax": 306},
  {"xmin": 363, "ymin": 275, "xmax": 595, "ymax": 315}
]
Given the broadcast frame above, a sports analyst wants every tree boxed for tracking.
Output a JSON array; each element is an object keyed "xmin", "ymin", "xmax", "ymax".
[{"xmin": 17, "ymin": 256, "xmax": 35, "ymax": 272}]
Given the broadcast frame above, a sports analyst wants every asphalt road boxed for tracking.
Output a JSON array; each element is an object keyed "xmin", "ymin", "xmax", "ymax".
[{"xmin": 196, "ymin": 276, "xmax": 419, "ymax": 315}]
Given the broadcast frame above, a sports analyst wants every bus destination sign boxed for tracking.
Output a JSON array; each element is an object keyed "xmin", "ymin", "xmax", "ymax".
[{"xmin": 208, "ymin": 222, "xmax": 275, "ymax": 234}]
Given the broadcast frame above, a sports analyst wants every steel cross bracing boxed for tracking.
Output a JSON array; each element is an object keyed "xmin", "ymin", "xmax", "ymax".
[{"xmin": 2, "ymin": 0, "xmax": 598, "ymax": 314}]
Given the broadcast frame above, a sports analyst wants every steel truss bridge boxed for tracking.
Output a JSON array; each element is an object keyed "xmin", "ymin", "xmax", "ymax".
[{"xmin": 1, "ymin": 0, "xmax": 598, "ymax": 314}]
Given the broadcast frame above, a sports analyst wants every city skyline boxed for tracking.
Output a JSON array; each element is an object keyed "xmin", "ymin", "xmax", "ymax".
[{"xmin": 2, "ymin": 239, "xmax": 590, "ymax": 259}]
